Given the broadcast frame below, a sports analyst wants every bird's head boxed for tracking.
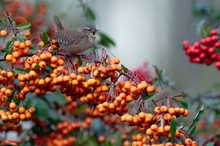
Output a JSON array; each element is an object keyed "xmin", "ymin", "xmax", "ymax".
[{"xmin": 80, "ymin": 24, "xmax": 97, "ymax": 39}]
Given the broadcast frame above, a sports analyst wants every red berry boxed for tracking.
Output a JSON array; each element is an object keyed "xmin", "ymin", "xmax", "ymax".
[
  {"xmin": 208, "ymin": 47, "xmax": 215, "ymax": 54},
  {"xmin": 200, "ymin": 38, "xmax": 206, "ymax": 45},
  {"xmin": 211, "ymin": 35, "xmax": 218, "ymax": 43},
  {"xmin": 215, "ymin": 42, "xmax": 220, "ymax": 48},
  {"xmin": 215, "ymin": 61, "xmax": 220, "ymax": 70},
  {"xmin": 201, "ymin": 46, "xmax": 208, "ymax": 52},
  {"xmin": 211, "ymin": 54, "xmax": 218, "ymax": 61},
  {"xmin": 193, "ymin": 42, "xmax": 200, "ymax": 48},
  {"xmin": 199, "ymin": 53, "xmax": 206, "ymax": 59},
  {"xmin": 210, "ymin": 29, "xmax": 218, "ymax": 36},
  {"xmin": 205, "ymin": 59, "xmax": 213, "ymax": 65}
]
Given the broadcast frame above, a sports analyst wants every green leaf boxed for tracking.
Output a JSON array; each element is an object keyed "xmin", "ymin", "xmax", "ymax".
[
  {"xmin": 189, "ymin": 125, "xmax": 196, "ymax": 136},
  {"xmin": 103, "ymin": 141, "xmax": 113, "ymax": 146},
  {"xmin": 0, "ymin": 123, "xmax": 5, "ymax": 126},
  {"xmin": 45, "ymin": 90, "xmax": 67, "ymax": 105},
  {"xmin": 3, "ymin": 96, "xmax": 9, "ymax": 104},
  {"xmin": 5, "ymin": 40, "xmax": 13, "ymax": 54},
  {"xmin": 204, "ymin": 142, "xmax": 215, "ymax": 146},
  {"xmin": 171, "ymin": 98, "xmax": 188, "ymax": 109},
  {"xmin": 152, "ymin": 77, "xmax": 158, "ymax": 86},
  {"xmin": 34, "ymin": 64, "xmax": 40, "ymax": 69},
  {"xmin": 143, "ymin": 92, "xmax": 157, "ymax": 101},
  {"xmin": 170, "ymin": 117, "xmax": 177, "ymax": 143},
  {"xmin": 16, "ymin": 35, "xmax": 26, "ymax": 41},
  {"xmin": 34, "ymin": 98, "xmax": 50, "ymax": 120},
  {"xmin": 16, "ymin": 22, "xmax": 31, "ymax": 30},
  {"xmin": 152, "ymin": 65, "xmax": 164, "ymax": 90},
  {"xmin": 152, "ymin": 65, "xmax": 160, "ymax": 75},
  {"xmin": 98, "ymin": 33, "xmax": 115, "ymax": 48},
  {"xmin": 88, "ymin": 136, "xmax": 99, "ymax": 146},
  {"xmin": 42, "ymin": 32, "xmax": 49, "ymax": 46},
  {"xmin": 0, "ymin": 16, "xmax": 8, "ymax": 24},
  {"xmin": 13, "ymin": 68, "xmax": 29, "ymax": 75},
  {"xmin": 29, "ymin": 46, "xmax": 38, "ymax": 52},
  {"xmin": 188, "ymin": 105, "xmax": 204, "ymax": 133},
  {"xmin": 87, "ymin": 7, "xmax": 96, "ymax": 21},
  {"xmin": 121, "ymin": 64, "xmax": 128, "ymax": 73},
  {"xmin": 179, "ymin": 100, "xmax": 188, "ymax": 109},
  {"xmin": 45, "ymin": 64, "xmax": 54, "ymax": 72},
  {"xmin": 73, "ymin": 105, "xmax": 87, "ymax": 115},
  {"xmin": 78, "ymin": 56, "xmax": 83, "ymax": 66},
  {"xmin": 115, "ymin": 131, "xmax": 123, "ymax": 146}
]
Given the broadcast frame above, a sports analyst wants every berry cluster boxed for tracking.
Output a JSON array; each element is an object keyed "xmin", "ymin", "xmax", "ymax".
[
  {"xmin": 0, "ymin": 102, "xmax": 35, "ymax": 128},
  {"xmin": 0, "ymin": 13, "xmax": 198, "ymax": 146},
  {"xmin": 183, "ymin": 29, "xmax": 220, "ymax": 70}
]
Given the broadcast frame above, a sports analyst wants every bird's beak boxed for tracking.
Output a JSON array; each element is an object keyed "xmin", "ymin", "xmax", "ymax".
[{"xmin": 93, "ymin": 32, "xmax": 97, "ymax": 37}]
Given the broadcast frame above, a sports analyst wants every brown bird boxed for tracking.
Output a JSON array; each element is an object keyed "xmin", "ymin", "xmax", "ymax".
[{"xmin": 53, "ymin": 15, "xmax": 97, "ymax": 54}]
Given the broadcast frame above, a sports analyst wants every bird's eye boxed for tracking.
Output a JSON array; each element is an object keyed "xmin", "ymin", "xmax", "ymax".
[{"xmin": 84, "ymin": 27, "xmax": 92, "ymax": 31}]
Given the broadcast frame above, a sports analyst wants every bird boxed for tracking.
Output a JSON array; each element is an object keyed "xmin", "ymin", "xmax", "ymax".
[{"xmin": 52, "ymin": 15, "xmax": 97, "ymax": 54}]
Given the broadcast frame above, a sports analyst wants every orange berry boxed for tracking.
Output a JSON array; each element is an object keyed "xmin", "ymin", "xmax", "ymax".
[
  {"xmin": 184, "ymin": 138, "xmax": 192, "ymax": 145},
  {"xmin": 77, "ymin": 67, "xmax": 85, "ymax": 74},
  {"xmin": 7, "ymin": 71, "xmax": 14, "ymax": 79},
  {"xmin": 125, "ymin": 115, "xmax": 133, "ymax": 123},
  {"xmin": 183, "ymin": 109, "xmax": 189, "ymax": 117},
  {"xmin": 58, "ymin": 58, "xmax": 64, "ymax": 65},
  {"xmin": 168, "ymin": 108, "xmax": 175, "ymax": 115},
  {"xmin": 150, "ymin": 124, "xmax": 158, "ymax": 131},
  {"xmin": 164, "ymin": 125, "xmax": 170, "ymax": 132},
  {"xmin": 25, "ymin": 111, "xmax": 31, "ymax": 119},
  {"xmin": 146, "ymin": 128, "xmax": 153, "ymax": 136},
  {"xmin": 50, "ymin": 56, "xmax": 58, "ymax": 63},
  {"xmin": 154, "ymin": 106, "xmax": 161, "ymax": 114},
  {"xmin": 24, "ymin": 30, "xmax": 30, "ymax": 37},
  {"xmin": 19, "ymin": 42, "xmax": 25, "ymax": 49},
  {"xmin": 39, "ymin": 53, "xmax": 47, "ymax": 61},
  {"xmin": 165, "ymin": 142, "xmax": 173, "ymax": 146},
  {"xmin": 38, "ymin": 41, "xmax": 44, "ymax": 46},
  {"xmin": 26, "ymin": 57, "xmax": 34, "ymax": 64},
  {"xmin": 124, "ymin": 82, "xmax": 132, "ymax": 90},
  {"xmin": 14, "ymin": 41, "xmax": 20, "ymax": 47},
  {"xmin": 39, "ymin": 61, "xmax": 46, "ymax": 68},
  {"xmin": 25, "ymin": 40, "xmax": 32, "ymax": 47},
  {"xmin": 5, "ymin": 89, "xmax": 12, "ymax": 97},
  {"xmin": 138, "ymin": 112, "xmax": 146, "ymax": 119},
  {"xmin": 12, "ymin": 51, "xmax": 20, "ymax": 58},
  {"xmin": 19, "ymin": 113, "xmax": 26, "ymax": 121},
  {"xmin": 101, "ymin": 85, "xmax": 110, "ymax": 92},
  {"xmin": 160, "ymin": 105, "xmax": 168, "ymax": 113},
  {"xmin": 18, "ymin": 106, "xmax": 25, "ymax": 114},
  {"xmin": 33, "ymin": 56, "xmax": 40, "ymax": 63},
  {"xmin": 5, "ymin": 54, "xmax": 13, "ymax": 61},
  {"xmin": 29, "ymin": 70, "xmax": 38, "ymax": 79},
  {"xmin": 164, "ymin": 113, "xmax": 172, "ymax": 121},
  {"xmin": 9, "ymin": 102, "xmax": 16, "ymax": 109},
  {"xmin": 158, "ymin": 126, "xmax": 165, "ymax": 134},
  {"xmin": 98, "ymin": 135, "xmax": 105, "ymax": 143},
  {"xmin": 0, "ymin": 29, "xmax": 7, "ymax": 37},
  {"xmin": 146, "ymin": 85, "xmax": 156, "ymax": 93},
  {"xmin": 12, "ymin": 112, "xmax": 19, "ymax": 120},
  {"xmin": 136, "ymin": 134, "xmax": 143, "ymax": 141}
]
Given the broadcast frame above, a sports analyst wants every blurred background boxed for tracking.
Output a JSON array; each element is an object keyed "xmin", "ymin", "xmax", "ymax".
[
  {"xmin": 52, "ymin": 0, "xmax": 220, "ymax": 94},
  {"xmin": 2, "ymin": 0, "xmax": 220, "ymax": 94}
]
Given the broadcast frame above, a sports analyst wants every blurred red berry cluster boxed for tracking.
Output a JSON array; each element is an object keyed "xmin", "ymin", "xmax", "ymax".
[
  {"xmin": 131, "ymin": 61, "xmax": 154, "ymax": 84},
  {"xmin": 182, "ymin": 29, "xmax": 220, "ymax": 70},
  {"xmin": 2, "ymin": 0, "xmax": 55, "ymax": 36}
]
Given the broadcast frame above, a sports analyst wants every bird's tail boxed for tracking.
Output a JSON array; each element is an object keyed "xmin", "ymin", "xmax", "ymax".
[{"xmin": 53, "ymin": 15, "xmax": 64, "ymax": 32}]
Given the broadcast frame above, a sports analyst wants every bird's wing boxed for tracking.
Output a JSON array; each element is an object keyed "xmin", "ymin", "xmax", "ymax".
[
  {"xmin": 53, "ymin": 29, "xmax": 84, "ymax": 45},
  {"xmin": 53, "ymin": 15, "xmax": 64, "ymax": 32}
]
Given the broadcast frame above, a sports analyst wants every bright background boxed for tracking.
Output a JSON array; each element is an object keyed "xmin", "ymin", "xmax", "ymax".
[{"xmin": 43, "ymin": 0, "xmax": 220, "ymax": 93}]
